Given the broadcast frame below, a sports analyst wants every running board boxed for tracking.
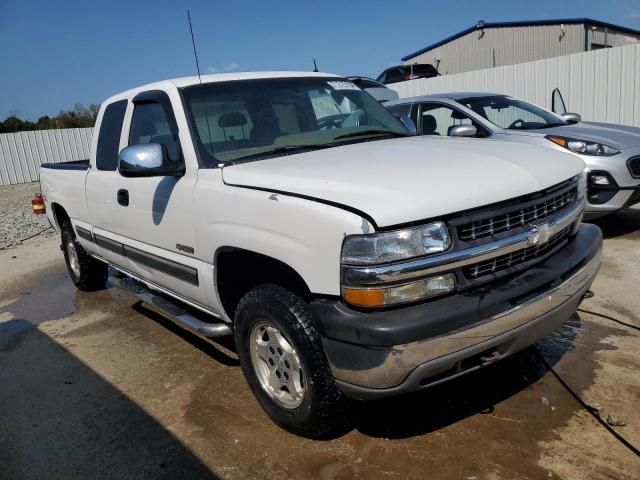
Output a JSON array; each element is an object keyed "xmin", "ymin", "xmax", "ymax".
[{"xmin": 112, "ymin": 275, "xmax": 232, "ymax": 338}]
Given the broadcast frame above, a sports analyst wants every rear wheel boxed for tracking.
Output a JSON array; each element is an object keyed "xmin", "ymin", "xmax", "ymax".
[
  {"xmin": 61, "ymin": 221, "xmax": 108, "ymax": 291},
  {"xmin": 234, "ymin": 284, "xmax": 348, "ymax": 438}
]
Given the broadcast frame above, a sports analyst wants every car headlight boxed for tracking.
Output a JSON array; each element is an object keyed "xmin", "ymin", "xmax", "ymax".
[
  {"xmin": 546, "ymin": 136, "xmax": 619, "ymax": 156},
  {"xmin": 341, "ymin": 221, "xmax": 450, "ymax": 266}
]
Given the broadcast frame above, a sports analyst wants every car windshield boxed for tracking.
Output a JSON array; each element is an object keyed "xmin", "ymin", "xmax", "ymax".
[
  {"xmin": 181, "ymin": 77, "xmax": 409, "ymax": 165},
  {"xmin": 457, "ymin": 95, "xmax": 567, "ymax": 130}
]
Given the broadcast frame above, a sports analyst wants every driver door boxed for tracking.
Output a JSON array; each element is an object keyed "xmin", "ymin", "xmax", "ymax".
[{"xmin": 89, "ymin": 91, "xmax": 206, "ymax": 305}]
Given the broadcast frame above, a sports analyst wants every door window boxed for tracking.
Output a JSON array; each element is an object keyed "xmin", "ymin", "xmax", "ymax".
[
  {"xmin": 387, "ymin": 104, "xmax": 412, "ymax": 118},
  {"xmin": 384, "ymin": 69, "xmax": 403, "ymax": 84},
  {"xmin": 419, "ymin": 103, "xmax": 475, "ymax": 136},
  {"xmin": 129, "ymin": 102, "xmax": 180, "ymax": 162}
]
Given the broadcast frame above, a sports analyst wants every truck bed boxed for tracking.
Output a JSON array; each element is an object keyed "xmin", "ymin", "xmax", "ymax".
[{"xmin": 40, "ymin": 160, "xmax": 91, "ymax": 230}]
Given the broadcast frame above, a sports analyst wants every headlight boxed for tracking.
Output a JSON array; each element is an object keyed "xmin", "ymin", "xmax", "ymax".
[
  {"xmin": 341, "ymin": 221, "xmax": 450, "ymax": 265},
  {"xmin": 546, "ymin": 136, "xmax": 619, "ymax": 156}
]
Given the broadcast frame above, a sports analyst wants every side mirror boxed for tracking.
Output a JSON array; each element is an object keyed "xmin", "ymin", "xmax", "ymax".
[
  {"xmin": 561, "ymin": 112, "xmax": 581, "ymax": 124},
  {"xmin": 118, "ymin": 144, "xmax": 185, "ymax": 177},
  {"xmin": 449, "ymin": 125, "xmax": 477, "ymax": 137},
  {"xmin": 399, "ymin": 115, "xmax": 416, "ymax": 135}
]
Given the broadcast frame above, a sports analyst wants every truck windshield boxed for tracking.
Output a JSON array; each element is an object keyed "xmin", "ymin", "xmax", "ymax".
[
  {"xmin": 181, "ymin": 77, "xmax": 409, "ymax": 165},
  {"xmin": 457, "ymin": 96, "xmax": 567, "ymax": 130}
]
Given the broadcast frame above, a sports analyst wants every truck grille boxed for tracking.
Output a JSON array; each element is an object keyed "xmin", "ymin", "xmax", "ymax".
[
  {"xmin": 629, "ymin": 156, "xmax": 640, "ymax": 178},
  {"xmin": 457, "ymin": 187, "xmax": 576, "ymax": 241},
  {"xmin": 465, "ymin": 226, "xmax": 572, "ymax": 278}
]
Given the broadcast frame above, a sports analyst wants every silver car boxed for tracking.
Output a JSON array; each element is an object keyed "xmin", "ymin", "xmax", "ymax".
[
  {"xmin": 346, "ymin": 76, "xmax": 399, "ymax": 103},
  {"xmin": 385, "ymin": 92, "xmax": 640, "ymax": 219}
]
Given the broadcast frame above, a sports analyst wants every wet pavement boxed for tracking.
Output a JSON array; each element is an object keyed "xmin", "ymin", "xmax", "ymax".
[{"xmin": 1, "ymin": 208, "xmax": 640, "ymax": 479}]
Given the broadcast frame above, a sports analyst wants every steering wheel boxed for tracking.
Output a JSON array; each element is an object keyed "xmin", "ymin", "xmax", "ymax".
[
  {"xmin": 318, "ymin": 115, "xmax": 345, "ymax": 130},
  {"xmin": 508, "ymin": 119, "xmax": 525, "ymax": 129}
]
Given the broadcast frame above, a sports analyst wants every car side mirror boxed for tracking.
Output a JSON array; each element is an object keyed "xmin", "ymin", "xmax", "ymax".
[
  {"xmin": 399, "ymin": 115, "xmax": 416, "ymax": 135},
  {"xmin": 118, "ymin": 144, "xmax": 185, "ymax": 177},
  {"xmin": 449, "ymin": 125, "xmax": 477, "ymax": 137},
  {"xmin": 561, "ymin": 112, "xmax": 581, "ymax": 124}
]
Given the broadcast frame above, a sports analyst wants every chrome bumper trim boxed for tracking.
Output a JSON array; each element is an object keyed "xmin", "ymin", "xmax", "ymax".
[
  {"xmin": 330, "ymin": 245, "xmax": 600, "ymax": 389},
  {"xmin": 342, "ymin": 198, "xmax": 586, "ymax": 286}
]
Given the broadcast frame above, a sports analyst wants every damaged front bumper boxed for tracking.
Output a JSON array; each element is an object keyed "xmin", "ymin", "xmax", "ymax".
[{"xmin": 311, "ymin": 223, "xmax": 602, "ymax": 399}]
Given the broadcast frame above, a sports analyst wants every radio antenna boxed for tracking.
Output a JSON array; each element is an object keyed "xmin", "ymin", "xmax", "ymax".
[
  {"xmin": 186, "ymin": 10, "xmax": 214, "ymax": 152},
  {"xmin": 187, "ymin": 10, "xmax": 202, "ymax": 83},
  {"xmin": 313, "ymin": 58, "xmax": 319, "ymax": 72}
]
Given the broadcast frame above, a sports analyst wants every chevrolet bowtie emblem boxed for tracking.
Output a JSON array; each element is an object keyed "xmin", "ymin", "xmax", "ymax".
[{"xmin": 527, "ymin": 222, "xmax": 551, "ymax": 246}]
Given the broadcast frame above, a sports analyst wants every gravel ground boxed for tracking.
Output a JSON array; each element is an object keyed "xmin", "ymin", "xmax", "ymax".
[{"xmin": 0, "ymin": 182, "xmax": 55, "ymax": 249}]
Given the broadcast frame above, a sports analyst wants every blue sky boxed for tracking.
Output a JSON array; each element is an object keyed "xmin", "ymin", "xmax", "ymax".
[{"xmin": 1, "ymin": 0, "xmax": 639, "ymax": 120}]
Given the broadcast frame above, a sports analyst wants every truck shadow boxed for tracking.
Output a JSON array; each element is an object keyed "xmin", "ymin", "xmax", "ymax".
[
  {"xmin": 132, "ymin": 301, "xmax": 239, "ymax": 366},
  {"xmin": 0, "ymin": 318, "xmax": 220, "ymax": 480},
  {"xmin": 588, "ymin": 206, "xmax": 640, "ymax": 239},
  {"xmin": 348, "ymin": 315, "xmax": 581, "ymax": 439}
]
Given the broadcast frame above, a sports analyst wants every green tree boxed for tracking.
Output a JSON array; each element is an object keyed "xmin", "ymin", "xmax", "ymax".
[{"xmin": 0, "ymin": 103, "xmax": 99, "ymax": 133}]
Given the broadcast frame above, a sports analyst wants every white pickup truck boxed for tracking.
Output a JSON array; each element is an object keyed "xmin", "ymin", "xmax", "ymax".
[{"xmin": 40, "ymin": 72, "xmax": 602, "ymax": 438}]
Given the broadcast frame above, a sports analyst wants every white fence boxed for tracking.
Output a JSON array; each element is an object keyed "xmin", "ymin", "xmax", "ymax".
[
  {"xmin": 0, "ymin": 127, "xmax": 93, "ymax": 186},
  {"xmin": 391, "ymin": 43, "xmax": 640, "ymax": 128}
]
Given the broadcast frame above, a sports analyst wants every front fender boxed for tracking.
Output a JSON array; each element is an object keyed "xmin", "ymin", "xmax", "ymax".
[{"xmin": 194, "ymin": 169, "xmax": 372, "ymax": 298}]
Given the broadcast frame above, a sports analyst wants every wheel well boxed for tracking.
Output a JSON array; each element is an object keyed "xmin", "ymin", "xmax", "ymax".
[
  {"xmin": 216, "ymin": 248, "xmax": 311, "ymax": 320},
  {"xmin": 52, "ymin": 203, "xmax": 69, "ymax": 230}
]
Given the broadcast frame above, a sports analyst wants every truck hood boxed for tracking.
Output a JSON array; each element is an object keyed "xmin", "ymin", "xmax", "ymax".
[
  {"xmin": 222, "ymin": 136, "xmax": 584, "ymax": 228},
  {"xmin": 510, "ymin": 121, "xmax": 640, "ymax": 150}
]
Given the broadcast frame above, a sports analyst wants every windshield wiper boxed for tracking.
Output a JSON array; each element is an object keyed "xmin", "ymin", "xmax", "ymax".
[
  {"xmin": 509, "ymin": 122, "xmax": 567, "ymax": 130},
  {"xmin": 332, "ymin": 129, "xmax": 410, "ymax": 140},
  {"xmin": 229, "ymin": 144, "xmax": 333, "ymax": 163}
]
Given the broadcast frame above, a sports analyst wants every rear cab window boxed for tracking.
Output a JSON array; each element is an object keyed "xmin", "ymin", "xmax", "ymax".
[{"xmin": 96, "ymin": 100, "xmax": 127, "ymax": 171}]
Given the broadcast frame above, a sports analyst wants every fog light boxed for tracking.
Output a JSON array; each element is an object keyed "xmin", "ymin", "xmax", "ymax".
[
  {"xmin": 342, "ymin": 274, "xmax": 456, "ymax": 308},
  {"xmin": 589, "ymin": 174, "xmax": 611, "ymax": 186}
]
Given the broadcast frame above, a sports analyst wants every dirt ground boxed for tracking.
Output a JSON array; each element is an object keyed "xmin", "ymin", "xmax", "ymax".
[{"xmin": 1, "ymin": 209, "xmax": 639, "ymax": 480}]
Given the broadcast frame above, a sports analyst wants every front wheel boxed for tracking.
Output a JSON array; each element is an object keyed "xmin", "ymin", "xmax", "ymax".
[
  {"xmin": 61, "ymin": 221, "xmax": 108, "ymax": 291},
  {"xmin": 234, "ymin": 284, "xmax": 348, "ymax": 438}
]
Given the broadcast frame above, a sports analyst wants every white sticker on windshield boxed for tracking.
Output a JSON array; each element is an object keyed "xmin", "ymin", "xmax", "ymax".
[{"xmin": 327, "ymin": 81, "xmax": 360, "ymax": 91}]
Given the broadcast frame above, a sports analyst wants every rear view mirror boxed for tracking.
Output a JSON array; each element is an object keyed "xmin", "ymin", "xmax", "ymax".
[
  {"xmin": 118, "ymin": 144, "xmax": 185, "ymax": 177},
  {"xmin": 449, "ymin": 125, "xmax": 477, "ymax": 137},
  {"xmin": 560, "ymin": 112, "xmax": 581, "ymax": 124}
]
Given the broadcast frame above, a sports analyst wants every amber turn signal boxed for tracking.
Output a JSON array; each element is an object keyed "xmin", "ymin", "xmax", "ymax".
[
  {"xmin": 342, "ymin": 274, "xmax": 456, "ymax": 308},
  {"xmin": 547, "ymin": 136, "xmax": 567, "ymax": 147},
  {"xmin": 341, "ymin": 287, "xmax": 385, "ymax": 307}
]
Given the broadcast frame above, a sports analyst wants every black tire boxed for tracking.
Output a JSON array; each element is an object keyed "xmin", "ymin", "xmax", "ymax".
[
  {"xmin": 61, "ymin": 221, "xmax": 108, "ymax": 291},
  {"xmin": 234, "ymin": 284, "xmax": 349, "ymax": 438}
]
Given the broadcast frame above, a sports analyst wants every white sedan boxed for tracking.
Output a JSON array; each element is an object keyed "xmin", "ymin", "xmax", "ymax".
[{"xmin": 386, "ymin": 92, "xmax": 640, "ymax": 219}]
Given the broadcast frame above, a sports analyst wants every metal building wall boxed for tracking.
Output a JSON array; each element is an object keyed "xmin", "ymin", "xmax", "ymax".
[
  {"xmin": 0, "ymin": 127, "xmax": 93, "ymax": 186},
  {"xmin": 587, "ymin": 26, "xmax": 640, "ymax": 49},
  {"xmin": 391, "ymin": 43, "xmax": 640, "ymax": 128},
  {"xmin": 405, "ymin": 24, "xmax": 585, "ymax": 75}
]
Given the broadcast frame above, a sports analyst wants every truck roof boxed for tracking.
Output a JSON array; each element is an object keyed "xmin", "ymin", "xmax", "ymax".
[{"xmin": 102, "ymin": 71, "xmax": 342, "ymax": 105}]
